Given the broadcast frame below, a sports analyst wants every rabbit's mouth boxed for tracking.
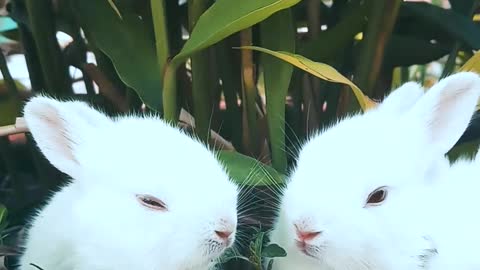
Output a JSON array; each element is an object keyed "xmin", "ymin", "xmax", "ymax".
[{"xmin": 296, "ymin": 240, "xmax": 321, "ymax": 259}]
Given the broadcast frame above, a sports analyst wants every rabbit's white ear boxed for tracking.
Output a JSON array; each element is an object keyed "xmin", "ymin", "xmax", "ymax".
[
  {"xmin": 377, "ymin": 82, "xmax": 424, "ymax": 114},
  {"xmin": 407, "ymin": 72, "xmax": 480, "ymax": 156},
  {"xmin": 23, "ymin": 96, "xmax": 112, "ymax": 177}
]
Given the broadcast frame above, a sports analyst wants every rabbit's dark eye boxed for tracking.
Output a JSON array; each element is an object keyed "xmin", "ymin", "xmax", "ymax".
[
  {"xmin": 365, "ymin": 186, "xmax": 388, "ymax": 206},
  {"xmin": 136, "ymin": 194, "xmax": 167, "ymax": 211}
]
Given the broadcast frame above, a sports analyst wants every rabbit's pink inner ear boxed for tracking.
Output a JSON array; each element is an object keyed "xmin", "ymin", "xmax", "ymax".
[
  {"xmin": 23, "ymin": 97, "xmax": 82, "ymax": 177},
  {"xmin": 408, "ymin": 72, "xmax": 480, "ymax": 155}
]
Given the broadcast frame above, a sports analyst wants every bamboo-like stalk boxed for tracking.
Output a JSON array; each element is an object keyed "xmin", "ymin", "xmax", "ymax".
[
  {"xmin": 353, "ymin": 0, "xmax": 402, "ymax": 97},
  {"xmin": 25, "ymin": 0, "xmax": 72, "ymax": 95},
  {"xmin": 17, "ymin": 24, "xmax": 45, "ymax": 92},
  {"xmin": 151, "ymin": 0, "xmax": 170, "ymax": 75},
  {"xmin": 187, "ymin": 0, "xmax": 212, "ymax": 142},
  {"xmin": 217, "ymin": 38, "xmax": 243, "ymax": 151},
  {"xmin": 240, "ymin": 28, "xmax": 259, "ymax": 156}
]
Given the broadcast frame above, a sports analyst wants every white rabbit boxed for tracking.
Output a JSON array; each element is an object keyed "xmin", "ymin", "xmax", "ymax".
[
  {"xmin": 270, "ymin": 72, "xmax": 480, "ymax": 270},
  {"xmin": 17, "ymin": 96, "xmax": 239, "ymax": 270}
]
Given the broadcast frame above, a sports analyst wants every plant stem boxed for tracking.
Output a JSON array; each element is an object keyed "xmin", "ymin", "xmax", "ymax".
[
  {"xmin": 0, "ymin": 50, "xmax": 18, "ymax": 97},
  {"xmin": 353, "ymin": 0, "xmax": 401, "ymax": 97},
  {"xmin": 25, "ymin": 0, "xmax": 72, "ymax": 95},
  {"xmin": 400, "ymin": 66, "xmax": 409, "ymax": 84},
  {"xmin": 188, "ymin": 0, "xmax": 211, "ymax": 142},
  {"xmin": 151, "ymin": 0, "xmax": 170, "ymax": 75},
  {"xmin": 163, "ymin": 62, "xmax": 179, "ymax": 123},
  {"xmin": 17, "ymin": 24, "xmax": 45, "ymax": 92},
  {"xmin": 240, "ymin": 28, "xmax": 259, "ymax": 157},
  {"xmin": 217, "ymin": 38, "xmax": 243, "ymax": 150},
  {"xmin": 260, "ymin": 9, "xmax": 294, "ymax": 174}
]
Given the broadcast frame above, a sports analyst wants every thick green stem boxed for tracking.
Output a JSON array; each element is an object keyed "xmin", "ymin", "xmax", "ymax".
[
  {"xmin": 18, "ymin": 24, "xmax": 45, "ymax": 92},
  {"xmin": 401, "ymin": 66, "xmax": 409, "ymax": 84},
  {"xmin": 217, "ymin": 39, "xmax": 243, "ymax": 150},
  {"xmin": 151, "ymin": 0, "xmax": 170, "ymax": 75},
  {"xmin": 163, "ymin": 62, "xmax": 179, "ymax": 123},
  {"xmin": 240, "ymin": 28, "xmax": 259, "ymax": 156},
  {"xmin": 26, "ymin": 0, "xmax": 72, "ymax": 95},
  {"xmin": 353, "ymin": 0, "xmax": 401, "ymax": 97},
  {"xmin": 188, "ymin": 0, "xmax": 211, "ymax": 142}
]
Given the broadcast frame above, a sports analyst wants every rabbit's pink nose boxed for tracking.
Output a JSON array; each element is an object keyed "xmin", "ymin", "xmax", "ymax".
[
  {"xmin": 295, "ymin": 226, "xmax": 322, "ymax": 241},
  {"xmin": 215, "ymin": 230, "xmax": 233, "ymax": 240}
]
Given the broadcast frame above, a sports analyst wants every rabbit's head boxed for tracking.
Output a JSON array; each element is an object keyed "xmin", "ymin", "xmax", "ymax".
[
  {"xmin": 272, "ymin": 72, "xmax": 480, "ymax": 269},
  {"xmin": 23, "ymin": 97, "xmax": 238, "ymax": 269}
]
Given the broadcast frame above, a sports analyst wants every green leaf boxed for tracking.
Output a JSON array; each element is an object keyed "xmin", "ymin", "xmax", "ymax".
[
  {"xmin": 0, "ymin": 204, "xmax": 7, "ymax": 230},
  {"xmin": 449, "ymin": 0, "xmax": 475, "ymax": 15},
  {"xmin": 217, "ymin": 248, "xmax": 251, "ymax": 264},
  {"xmin": 72, "ymin": 0, "xmax": 163, "ymax": 111},
  {"xmin": 381, "ymin": 35, "xmax": 450, "ymax": 67},
  {"xmin": 447, "ymin": 138, "xmax": 480, "ymax": 162},
  {"xmin": 217, "ymin": 151, "xmax": 285, "ymax": 186},
  {"xmin": 401, "ymin": 2, "xmax": 480, "ymax": 49},
  {"xmin": 0, "ymin": 80, "xmax": 26, "ymax": 126},
  {"xmin": 267, "ymin": 259, "xmax": 274, "ymax": 270},
  {"xmin": 261, "ymin": 243, "xmax": 287, "ymax": 258},
  {"xmin": 238, "ymin": 46, "xmax": 377, "ymax": 111},
  {"xmin": 107, "ymin": 0, "xmax": 123, "ymax": 19},
  {"xmin": 172, "ymin": 0, "xmax": 301, "ymax": 64},
  {"xmin": 260, "ymin": 8, "xmax": 294, "ymax": 175}
]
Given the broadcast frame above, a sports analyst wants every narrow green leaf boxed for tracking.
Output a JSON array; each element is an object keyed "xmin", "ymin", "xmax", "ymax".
[
  {"xmin": 0, "ymin": 204, "xmax": 7, "ymax": 227},
  {"xmin": 72, "ymin": 0, "xmax": 163, "ymax": 111},
  {"xmin": 261, "ymin": 244, "xmax": 287, "ymax": 258},
  {"xmin": 107, "ymin": 0, "xmax": 123, "ymax": 19},
  {"xmin": 172, "ymin": 0, "xmax": 301, "ymax": 64},
  {"xmin": 217, "ymin": 151, "xmax": 285, "ymax": 186},
  {"xmin": 238, "ymin": 46, "xmax": 377, "ymax": 111},
  {"xmin": 260, "ymin": 8, "xmax": 294, "ymax": 175}
]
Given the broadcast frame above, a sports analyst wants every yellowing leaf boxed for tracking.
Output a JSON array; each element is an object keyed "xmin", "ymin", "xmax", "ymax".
[
  {"xmin": 238, "ymin": 46, "xmax": 376, "ymax": 111},
  {"xmin": 459, "ymin": 52, "xmax": 480, "ymax": 110}
]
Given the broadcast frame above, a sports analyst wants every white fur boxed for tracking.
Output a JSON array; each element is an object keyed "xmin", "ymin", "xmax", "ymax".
[
  {"xmin": 18, "ymin": 96, "xmax": 239, "ymax": 270},
  {"xmin": 270, "ymin": 72, "xmax": 480, "ymax": 270}
]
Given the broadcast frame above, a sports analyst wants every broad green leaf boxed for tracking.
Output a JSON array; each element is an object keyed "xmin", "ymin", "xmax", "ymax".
[
  {"xmin": 72, "ymin": 0, "xmax": 163, "ymax": 111},
  {"xmin": 381, "ymin": 35, "xmax": 450, "ymax": 67},
  {"xmin": 261, "ymin": 243, "xmax": 287, "ymax": 258},
  {"xmin": 260, "ymin": 8, "xmax": 294, "ymax": 175},
  {"xmin": 401, "ymin": 2, "xmax": 480, "ymax": 49},
  {"xmin": 172, "ymin": 0, "xmax": 301, "ymax": 64},
  {"xmin": 217, "ymin": 150, "xmax": 285, "ymax": 186},
  {"xmin": 239, "ymin": 46, "xmax": 377, "ymax": 111},
  {"xmin": 449, "ymin": 0, "xmax": 475, "ymax": 15}
]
